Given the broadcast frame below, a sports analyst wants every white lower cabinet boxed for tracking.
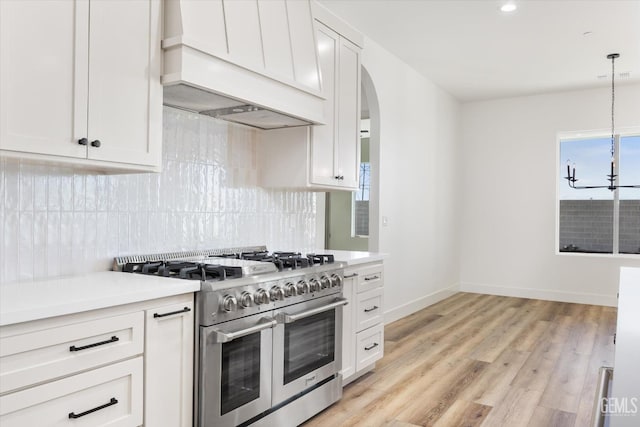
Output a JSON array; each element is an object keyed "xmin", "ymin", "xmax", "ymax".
[
  {"xmin": 0, "ymin": 357, "xmax": 143, "ymax": 427},
  {"xmin": 0, "ymin": 293, "xmax": 194, "ymax": 427},
  {"xmin": 144, "ymin": 302, "xmax": 194, "ymax": 427},
  {"xmin": 342, "ymin": 262, "xmax": 384, "ymax": 385}
]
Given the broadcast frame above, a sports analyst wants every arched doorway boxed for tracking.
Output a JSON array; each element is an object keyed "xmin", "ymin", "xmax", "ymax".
[{"xmin": 325, "ymin": 66, "xmax": 380, "ymax": 251}]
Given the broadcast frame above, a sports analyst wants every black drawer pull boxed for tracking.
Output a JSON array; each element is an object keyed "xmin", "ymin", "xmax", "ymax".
[
  {"xmin": 364, "ymin": 305, "xmax": 379, "ymax": 313},
  {"xmin": 69, "ymin": 397, "xmax": 118, "ymax": 419},
  {"xmin": 154, "ymin": 307, "xmax": 191, "ymax": 318},
  {"xmin": 70, "ymin": 336, "xmax": 119, "ymax": 352},
  {"xmin": 364, "ymin": 275, "xmax": 380, "ymax": 281},
  {"xmin": 364, "ymin": 343, "xmax": 379, "ymax": 351},
  {"xmin": 77, "ymin": 138, "xmax": 88, "ymax": 146}
]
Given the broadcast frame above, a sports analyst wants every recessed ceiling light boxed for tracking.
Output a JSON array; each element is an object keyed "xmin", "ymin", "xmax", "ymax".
[{"xmin": 500, "ymin": 3, "xmax": 517, "ymax": 12}]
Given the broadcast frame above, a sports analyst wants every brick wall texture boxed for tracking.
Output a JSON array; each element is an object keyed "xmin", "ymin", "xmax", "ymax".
[{"xmin": 559, "ymin": 200, "xmax": 640, "ymax": 254}]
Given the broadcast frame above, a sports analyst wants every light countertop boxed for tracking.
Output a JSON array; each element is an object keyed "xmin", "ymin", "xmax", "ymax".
[
  {"xmin": 0, "ymin": 272, "xmax": 200, "ymax": 326},
  {"xmin": 312, "ymin": 249, "xmax": 387, "ymax": 266}
]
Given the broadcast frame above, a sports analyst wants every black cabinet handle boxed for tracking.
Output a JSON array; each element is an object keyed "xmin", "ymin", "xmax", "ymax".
[
  {"xmin": 69, "ymin": 397, "xmax": 118, "ymax": 419},
  {"xmin": 364, "ymin": 275, "xmax": 380, "ymax": 281},
  {"xmin": 69, "ymin": 336, "xmax": 119, "ymax": 352},
  {"xmin": 90, "ymin": 139, "xmax": 101, "ymax": 147},
  {"xmin": 364, "ymin": 342, "xmax": 379, "ymax": 351},
  {"xmin": 154, "ymin": 307, "xmax": 191, "ymax": 318},
  {"xmin": 78, "ymin": 138, "xmax": 88, "ymax": 146},
  {"xmin": 364, "ymin": 305, "xmax": 379, "ymax": 313}
]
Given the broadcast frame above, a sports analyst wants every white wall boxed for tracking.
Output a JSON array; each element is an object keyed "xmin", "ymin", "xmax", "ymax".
[
  {"xmin": 460, "ymin": 84, "xmax": 640, "ymax": 306},
  {"xmin": 360, "ymin": 38, "xmax": 462, "ymax": 323}
]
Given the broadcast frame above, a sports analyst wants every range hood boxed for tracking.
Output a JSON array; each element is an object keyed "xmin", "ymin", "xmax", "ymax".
[{"xmin": 162, "ymin": 0, "xmax": 325, "ymax": 130}]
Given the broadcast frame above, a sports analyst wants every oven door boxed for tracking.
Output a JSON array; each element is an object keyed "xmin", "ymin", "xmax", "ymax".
[
  {"xmin": 272, "ymin": 295, "xmax": 347, "ymax": 405},
  {"xmin": 198, "ymin": 315, "xmax": 276, "ymax": 427}
]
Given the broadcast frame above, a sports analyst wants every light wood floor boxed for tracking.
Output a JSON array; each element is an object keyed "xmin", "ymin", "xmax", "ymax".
[{"xmin": 302, "ymin": 292, "xmax": 617, "ymax": 427}]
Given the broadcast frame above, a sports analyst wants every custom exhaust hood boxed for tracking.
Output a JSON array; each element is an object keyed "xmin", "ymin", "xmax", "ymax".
[{"xmin": 162, "ymin": 0, "xmax": 325, "ymax": 130}]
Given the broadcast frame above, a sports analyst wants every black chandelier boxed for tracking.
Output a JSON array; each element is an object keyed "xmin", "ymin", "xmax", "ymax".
[{"xmin": 564, "ymin": 53, "xmax": 640, "ymax": 191}]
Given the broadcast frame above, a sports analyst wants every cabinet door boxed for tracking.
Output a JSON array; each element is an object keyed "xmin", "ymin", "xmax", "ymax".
[
  {"xmin": 310, "ymin": 22, "xmax": 339, "ymax": 187},
  {"xmin": 0, "ymin": 357, "xmax": 143, "ymax": 427},
  {"xmin": 86, "ymin": 0, "xmax": 161, "ymax": 167},
  {"xmin": 0, "ymin": 0, "xmax": 88, "ymax": 159},
  {"xmin": 341, "ymin": 272, "xmax": 356, "ymax": 383},
  {"xmin": 144, "ymin": 301, "xmax": 194, "ymax": 427},
  {"xmin": 336, "ymin": 37, "xmax": 361, "ymax": 189}
]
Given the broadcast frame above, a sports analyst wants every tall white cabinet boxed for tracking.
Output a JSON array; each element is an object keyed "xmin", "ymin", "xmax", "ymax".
[
  {"xmin": 258, "ymin": 3, "xmax": 362, "ymax": 191},
  {"xmin": 0, "ymin": 0, "xmax": 162, "ymax": 172}
]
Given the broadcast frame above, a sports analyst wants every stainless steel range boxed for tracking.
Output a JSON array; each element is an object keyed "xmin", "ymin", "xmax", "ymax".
[{"xmin": 115, "ymin": 247, "xmax": 346, "ymax": 427}]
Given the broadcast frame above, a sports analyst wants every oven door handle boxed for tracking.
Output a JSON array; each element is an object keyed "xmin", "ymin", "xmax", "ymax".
[
  {"xmin": 276, "ymin": 298, "xmax": 348, "ymax": 324},
  {"xmin": 211, "ymin": 318, "xmax": 277, "ymax": 343}
]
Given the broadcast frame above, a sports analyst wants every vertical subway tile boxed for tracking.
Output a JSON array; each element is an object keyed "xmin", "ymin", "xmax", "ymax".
[
  {"xmin": 85, "ymin": 174, "xmax": 97, "ymax": 212},
  {"xmin": 46, "ymin": 211, "xmax": 61, "ymax": 278},
  {"xmin": 96, "ymin": 175, "xmax": 108, "ymax": 211},
  {"xmin": 33, "ymin": 212, "xmax": 47, "ymax": 280},
  {"xmin": 0, "ymin": 158, "xmax": 5, "ymax": 213},
  {"xmin": 60, "ymin": 172, "xmax": 74, "ymax": 211},
  {"xmin": 107, "ymin": 175, "xmax": 119, "ymax": 212},
  {"xmin": 73, "ymin": 174, "xmax": 85, "ymax": 211},
  {"xmin": 127, "ymin": 175, "xmax": 139, "ymax": 213},
  {"xmin": 118, "ymin": 212, "xmax": 129, "ymax": 255},
  {"xmin": 19, "ymin": 163, "xmax": 34, "ymax": 212},
  {"xmin": 4, "ymin": 211, "xmax": 19, "ymax": 283},
  {"xmin": 18, "ymin": 212, "xmax": 34, "ymax": 281},
  {"xmin": 33, "ymin": 168, "xmax": 48, "ymax": 211},
  {"xmin": 4, "ymin": 160, "xmax": 20, "ymax": 211}
]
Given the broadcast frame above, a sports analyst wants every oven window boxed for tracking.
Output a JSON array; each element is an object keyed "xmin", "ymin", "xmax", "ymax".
[
  {"xmin": 284, "ymin": 310, "xmax": 335, "ymax": 384},
  {"xmin": 221, "ymin": 333, "xmax": 261, "ymax": 415}
]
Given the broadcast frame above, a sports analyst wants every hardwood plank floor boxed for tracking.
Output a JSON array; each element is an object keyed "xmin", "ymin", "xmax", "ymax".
[{"xmin": 302, "ymin": 293, "xmax": 616, "ymax": 427}]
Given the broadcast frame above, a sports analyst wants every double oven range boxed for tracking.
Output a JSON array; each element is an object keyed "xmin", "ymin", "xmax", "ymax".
[{"xmin": 116, "ymin": 247, "xmax": 346, "ymax": 427}]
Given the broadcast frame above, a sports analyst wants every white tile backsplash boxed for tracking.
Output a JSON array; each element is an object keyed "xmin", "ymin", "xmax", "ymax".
[{"xmin": 0, "ymin": 107, "xmax": 317, "ymax": 283}]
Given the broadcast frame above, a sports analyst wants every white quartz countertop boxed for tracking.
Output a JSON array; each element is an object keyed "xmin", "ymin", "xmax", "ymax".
[
  {"xmin": 312, "ymin": 249, "xmax": 387, "ymax": 266},
  {"xmin": 0, "ymin": 272, "xmax": 200, "ymax": 327}
]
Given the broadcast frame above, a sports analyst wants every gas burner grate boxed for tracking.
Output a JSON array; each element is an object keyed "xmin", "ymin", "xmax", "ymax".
[{"xmin": 306, "ymin": 254, "xmax": 335, "ymax": 265}]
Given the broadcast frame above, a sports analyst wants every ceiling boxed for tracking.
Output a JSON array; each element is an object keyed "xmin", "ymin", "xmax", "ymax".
[{"xmin": 319, "ymin": 0, "xmax": 640, "ymax": 102}]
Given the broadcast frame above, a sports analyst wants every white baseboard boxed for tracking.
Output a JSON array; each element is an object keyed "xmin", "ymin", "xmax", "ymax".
[
  {"xmin": 459, "ymin": 282, "xmax": 618, "ymax": 307},
  {"xmin": 383, "ymin": 284, "xmax": 458, "ymax": 324}
]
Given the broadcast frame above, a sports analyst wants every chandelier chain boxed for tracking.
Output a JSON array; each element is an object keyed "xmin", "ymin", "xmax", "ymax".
[{"xmin": 611, "ymin": 54, "xmax": 615, "ymax": 159}]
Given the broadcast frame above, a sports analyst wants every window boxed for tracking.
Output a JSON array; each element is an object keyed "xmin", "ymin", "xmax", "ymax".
[
  {"xmin": 558, "ymin": 133, "xmax": 640, "ymax": 255},
  {"xmin": 353, "ymin": 162, "xmax": 370, "ymax": 236}
]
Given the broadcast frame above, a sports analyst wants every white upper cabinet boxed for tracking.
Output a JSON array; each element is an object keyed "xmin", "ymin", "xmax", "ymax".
[
  {"xmin": 310, "ymin": 22, "xmax": 361, "ymax": 189},
  {"xmin": 258, "ymin": 7, "xmax": 362, "ymax": 191},
  {"xmin": 0, "ymin": 0, "xmax": 162, "ymax": 172}
]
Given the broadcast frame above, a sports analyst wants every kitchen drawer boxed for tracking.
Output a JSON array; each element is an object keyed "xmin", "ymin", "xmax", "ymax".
[
  {"xmin": 0, "ymin": 311, "xmax": 144, "ymax": 394},
  {"xmin": 0, "ymin": 356, "xmax": 143, "ymax": 426},
  {"xmin": 356, "ymin": 264, "xmax": 383, "ymax": 293},
  {"xmin": 355, "ymin": 287, "xmax": 383, "ymax": 332},
  {"xmin": 355, "ymin": 323, "xmax": 384, "ymax": 372}
]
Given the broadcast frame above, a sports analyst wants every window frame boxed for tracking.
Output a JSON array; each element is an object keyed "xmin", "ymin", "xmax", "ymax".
[{"xmin": 555, "ymin": 126, "xmax": 640, "ymax": 259}]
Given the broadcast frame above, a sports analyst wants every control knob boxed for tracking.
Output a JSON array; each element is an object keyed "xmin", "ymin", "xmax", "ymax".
[
  {"xmin": 296, "ymin": 280, "xmax": 310, "ymax": 295},
  {"xmin": 284, "ymin": 282, "xmax": 297, "ymax": 297},
  {"xmin": 320, "ymin": 276, "xmax": 331, "ymax": 289},
  {"xmin": 309, "ymin": 278, "xmax": 320, "ymax": 292},
  {"xmin": 270, "ymin": 286, "xmax": 285, "ymax": 301},
  {"xmin": 254, "ymin": 289, "xmax": 269, "ymax": 305},
  {"xmin": 239, "ymin": 291, "xmax": 254, "ymax": 308},
  {"xmin": 330, "ymin": 274, "xmax": 343, "ymax": 288},
  {"xmin": 221, "ymin": 295, "xmax": 238, "ymax": 312}
]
